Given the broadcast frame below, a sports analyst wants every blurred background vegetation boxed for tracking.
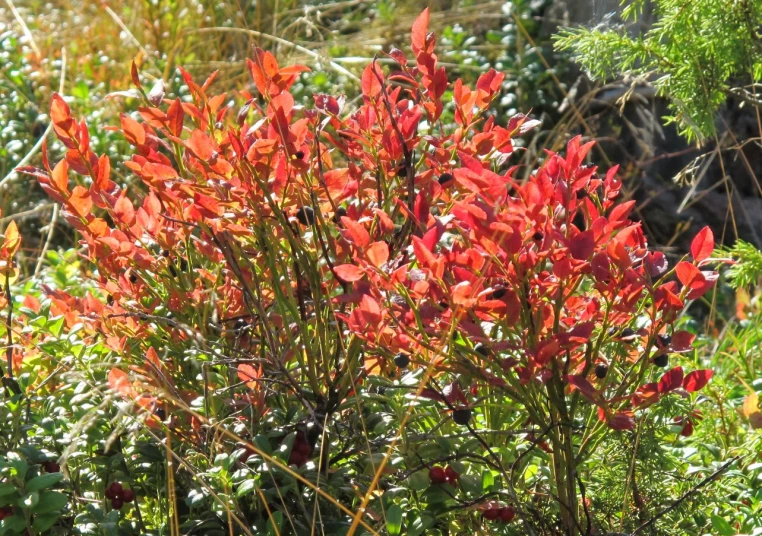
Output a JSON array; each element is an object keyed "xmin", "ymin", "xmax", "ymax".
[{"xmin": 2, "ymin": 0, "xmax": 762, "ymax": 534}]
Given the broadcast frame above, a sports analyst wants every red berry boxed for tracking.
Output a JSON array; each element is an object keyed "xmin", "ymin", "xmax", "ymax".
[
  {"xmin": 289, "ymin": 451, "xmax": 306, "ymax": 467},
  {"xmin": 109, "ymin": 482, "xmax": 123, "ymax": 497},
  {"xmin": 444, "ymin": 465, "xmax": 459, "ymax": 482},
  {"xmin": 429, "ymin": 466, "xmax": 447, "ymax": 484},
  {"xmin": 121, "ymin": 489, "xmax": 135, "ymax": 503},
  {"xmin": 111, "ymin": 497, "xmax": 124, "ymax": 510},
  {"xmin": 297, "ymin": 440, "xmax": 313, "ymax": 456},
  {"xmin": 483, "ymin": 508, "xmax": 500, "ymax": 520},
  {"xmin": 499, "ymin": 506, "xmax": 515, "ymax": 522},
  {"xmin": 44, "ymin": 461, "xmax": 60, "ymax": 473}
]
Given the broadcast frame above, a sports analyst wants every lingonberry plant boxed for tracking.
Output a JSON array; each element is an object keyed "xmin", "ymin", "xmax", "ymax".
[{"xmin": 16, "ymin": 9, "xmax": 726, "ymax": 535}]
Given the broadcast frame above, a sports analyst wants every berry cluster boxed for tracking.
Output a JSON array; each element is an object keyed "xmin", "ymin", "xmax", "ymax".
[
  {"xmin": 288, "ymin": 429, "xmax": 314, "ymax": 468},
  {"xmin": 429, "ymin": 465, "xmax": 459, "ymax": 485},
  {"xmin": 483, "ymin": 505, "xmax": 515, "ymax": 523},
  {"xmin": 105, "ymin": 482, "xmax": 135, "ymax": 510}
]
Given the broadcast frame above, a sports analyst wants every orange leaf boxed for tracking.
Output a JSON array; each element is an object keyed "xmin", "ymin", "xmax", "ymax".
[
  {"xmin": 2, "ymin": 221, "xmax": 21, "ymax": 257},
  {"xmin": 68, "ymin": 186, "xmax": 93, "ymax": 218},
  {"xmin": 334, "ymin": 264, "xmax": 365, "ymax": 282},
  {"xmin": 114, "ymin": 195, "xmax": 136, "ymax": 225},
  {"xmin": 120, "ymin": 114, "xmax": 146, "ymax": 146},
  {"xmin": 108, "ymin": 368, "xmax": 136, "ymax": 399},
  {"xmin": 366, "ymin": 242, "xmax": 389, "ymax": 269},
  {"xmin": 51, "ymin": 160, "xmax": 70, "ymax": 195},
  {"xmin": 743, "ymin": 393, "xmax": 762, "ymax": 429}
]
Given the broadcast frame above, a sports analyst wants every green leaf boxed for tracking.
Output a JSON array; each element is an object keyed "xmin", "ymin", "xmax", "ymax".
[
  {"xmin": 710, "ymin": 515, "xmax": 734, "ymax": 536},
  {"xmin": 0, "ymin": 513, "xmax": 27, "ymax": 533},
  {"xmin": 32, "ymin": 491, "xmax": 68, "ymax": 514},
  {"xmin": 25, "ymin": 473, "xmax": 63, "ymax": 493},
  {"xmin": 33, "ymin": 512, "xmax": 61, "ymax": 533},
  {"xmin": 482, "ymin": 469, "xmax": 494, "ymax": 491},
  {"xmin": 265, "ymin": 511, "xmax": 282, "ymax": 536},
  {"xmin": 18, "ymin": 491, "xmax": 39, "ymax": 509},
  {"xmin": 459, "ymin": 474, "xmax": 481, "ymax": 496},
  {"xmin": 0, "ymin": 484, "xmax": 17, "ymax": 497},
  {"xmin": 408, "ymin": 514, "xmax": 434, "ymax": 536},
  {"xmin": 386, "ymin": 504, "xmax": 403, "ymax": 536},
  {"xmin": 236, "ymin": 479, "xmax": 257, "ymax": 499},
  {"xmin": 408, "ymin": 470, "xmax": 429, "ymax": 492}
]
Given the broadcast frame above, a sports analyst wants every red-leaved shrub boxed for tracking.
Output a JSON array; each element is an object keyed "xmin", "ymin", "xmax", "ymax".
[{"xmin": 18, "ymin": 9, "xmax": 725, "ymax": 534}]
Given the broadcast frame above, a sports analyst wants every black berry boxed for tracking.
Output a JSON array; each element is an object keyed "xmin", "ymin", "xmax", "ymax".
[
  {"xmin": 533, "ymin": 231, "xmax": 544, "ymax": 241},
  {"xmin": 653, "ymin": 354, "xmax": 669, "ymax": 368},
  {"xmin": 474, "ymin": 343, "xmax": 491, "ymax": 356},
  {"xmin": 294, "ymin": 150, "xmax": 305, "ymax": 159},
  {"xmin": 296, "ymin": 206, "xmax": 315, "ymax": 226},
  {"xmin": 161, "ymin": 250, "xmax": 170, "ymax": 257},
  {"xmin": 107, "ymin": 295, "xmax": 114, "ymax": 306},
  {"xmin": 129, "ymin": 273, "xmax": 138, "ymax": 284},
  {"xmin": 438, "ymin": 172, "xmax": 454, "ymax": 186},
  {"xmin": 657, "ymin": 334, "xmax": 672, "ymax": 348},
  {"xmin": 594, "ymin": 364, "xmax": 608, "ymax": 379},
  {"xmin": 179, "ymin": 258, "xmax": 188, "ymax": 271},
  {"xmin": 490, "ymin": 286, "xmax": 507, "ymax": 300},
  {"xmin": 575, "ymin": 189, "xmax": 587, "ymax": 199},
  {"xmin": 394, "ymin": 353, "xmax": 410, "ymax": 368},
  {"xmin": 452, "ymin": 407, "xmax": 472, "ymax": 425}
]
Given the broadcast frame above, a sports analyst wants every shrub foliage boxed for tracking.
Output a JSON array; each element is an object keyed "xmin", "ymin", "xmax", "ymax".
[{"xmin": 3, "ymin": 9, "xmax": 728, "ymax": 536}]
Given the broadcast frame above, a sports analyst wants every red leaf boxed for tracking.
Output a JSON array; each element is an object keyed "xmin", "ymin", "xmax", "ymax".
[
  {"xmin": 130, "ymin": 60, "xmax": 141, "ymax": 88},
  {"xmin": 334, "ymin": 264, "xmax": 365, "ymax": 283},
  {"xmin": 644, "ymin": 251, "xmax": 668, "ymax": 279},
  {"xmin": 658, "ymin": 366, "xmax": 684, "ymax": 394},
  {"xmin": 608, "ymin": 200, "xmax": 635, "ymax": 223},
  {"xmin": 568, "ymin": 230, "xmax": 595, "ymax": 260},
  {"xmin": 411, "ymin": 8, "xmax": 430, "ymax": 54},
  {"xmin": 50, "ymin": 93, "xmax": 76, "ymax": 142},
  {"xmin": 167, "ymin": 99, "xmax": 184, "ymax": 137},
  {"xmin": 670, "ymin": 331, "xmax": 695, "ymax": 352},
  {"xmin": 341, "ymin": 217, "xmax": 370, "ymax": 248},
  {"xmin": 412, "ymin": 235, "xmax": 438, "ymax": 268},
  {"xmin": 361, "ymin": 64, "xmax": 383, "ymax": 99},
  {"xmin": 690, "ymin": 226, "xmax": 714, "ymax": 263},
  {"xmin": 683, "ymin": 369, "xmax": 713, "ymax": 392},
  {"xmin": 675, "ymin": 261, "xmax": 701, "ymax": 287},
  {"xmin": 566, "ymin": 374, "xmax": 599, "ymax": 404},
  {"xmin": 632, "ymin": 382, "xmax": 660, "ymax": 408},
  {"xmin": 598, "ymin": 407, "xmax": 635, "ymax": 430}
]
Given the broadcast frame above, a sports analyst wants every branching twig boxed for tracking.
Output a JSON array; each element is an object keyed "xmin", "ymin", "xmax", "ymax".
[{"xmin": 632, "ymin": 456, "xmax": 739, "ymax": 534}]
